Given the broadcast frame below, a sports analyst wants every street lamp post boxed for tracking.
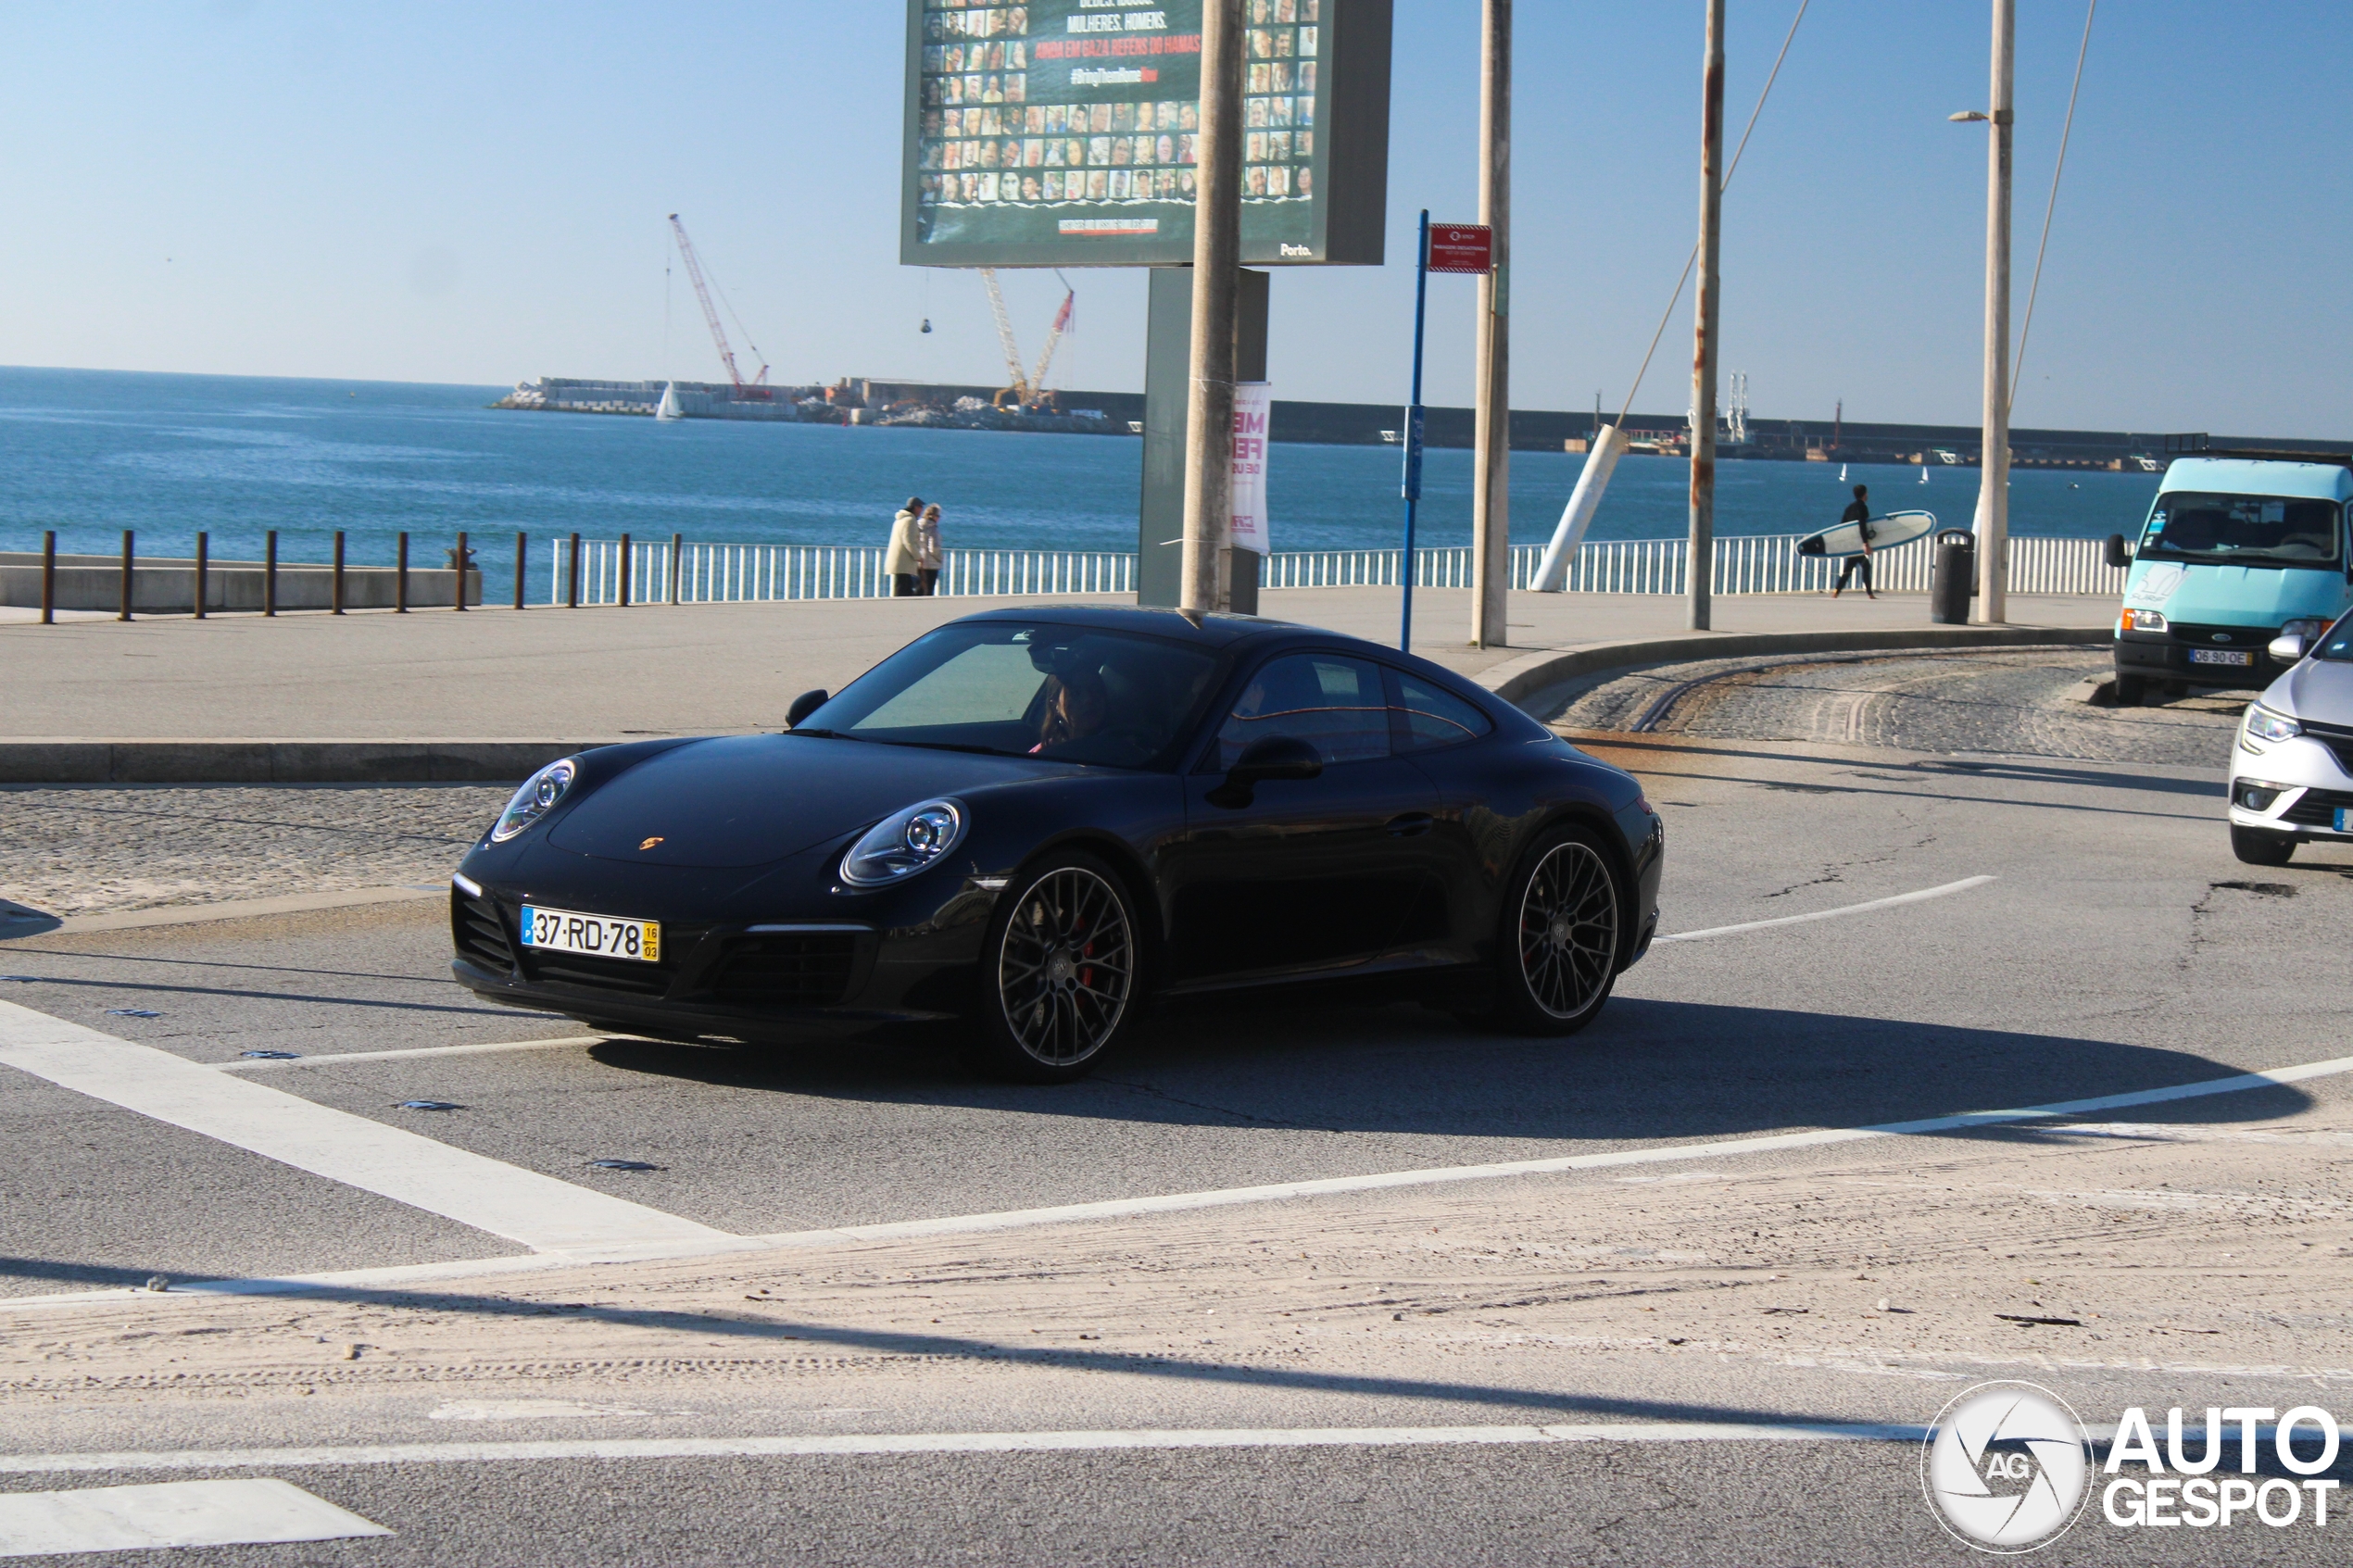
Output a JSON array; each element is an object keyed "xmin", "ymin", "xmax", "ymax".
[{"xmin": 1954, "ymin": 0, "xmax": 2015, "ymax": 625}]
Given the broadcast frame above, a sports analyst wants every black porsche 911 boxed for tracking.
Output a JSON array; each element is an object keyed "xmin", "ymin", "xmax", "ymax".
[{"xmin": 450, "ymin": 606, "xmax": 1663, "ymax": 1081}]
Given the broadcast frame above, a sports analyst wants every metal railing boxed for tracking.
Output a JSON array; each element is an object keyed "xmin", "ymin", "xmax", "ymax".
[{"xmin": 550, "ymin": 533, "xmax": 2123, "ymax": 606}]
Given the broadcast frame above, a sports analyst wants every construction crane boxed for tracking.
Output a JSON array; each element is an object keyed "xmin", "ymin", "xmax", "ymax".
[
  {"xmin": 979, "ymin": 269, "xmax": 1075, "ymax": 410},
  {"xmin": 667, "ymin": 213, "xmax": 772, "ymax": 400}
]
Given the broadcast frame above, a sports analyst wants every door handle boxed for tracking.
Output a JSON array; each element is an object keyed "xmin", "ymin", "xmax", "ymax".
[{"xmin": 1386, "ymin": 812, "xmax": 1435, "ymax": 837}]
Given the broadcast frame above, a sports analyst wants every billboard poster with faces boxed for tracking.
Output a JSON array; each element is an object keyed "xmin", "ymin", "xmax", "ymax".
[{"xmin": 902, "ymin": 0, "xmax": 1385, "ymax": 267}]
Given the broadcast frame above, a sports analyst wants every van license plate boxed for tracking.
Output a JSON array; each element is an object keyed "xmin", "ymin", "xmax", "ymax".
[
  {"xmin": 518, "ymin": 905, "xmax": 661, "ymax": 962},
  {"xmin": 2337, "ymin": 809, "xmax": 2352, "ymax": 834},
  {"xmin": 2190, "ymin": 649, "xmax": 2254, "ymax": 666}
]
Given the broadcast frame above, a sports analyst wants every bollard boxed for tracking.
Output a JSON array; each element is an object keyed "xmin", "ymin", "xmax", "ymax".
[
  {"xmin": 264, "ymin": 530, "xmax": 278, "ymax": 617},
  {"xmin": 670, "ymin": 533, "xmax": 683, "ymax": 605},
  {"xmin": 513, "ymin": 531, "xmax": 527, "ymax": 610},
  {"xmin": 194, "ymin": 533, "xmax": 208, "ymax": 621},
  {"xmin": 1930, "ymin": 529, "xmax": 1975, "ymax": 625},
  {"xmin": 40, "ymin": 530, "xmax": 55, "ymax": 625},
  {"xmin": 332, "ymin": 531, "xmax": 346, "ymax": 614},
  {"xmin": 454, "ymin": 531, "xmax": 469, "ymax": 612},
  {"xmin": 567, "ymin": 533, "xmax": 582, "ymax": 608},
  {"xmin": 120, "ymin": 530, "xmax": 134, "ymax": 621},
  {"xmin": 396, "ymin": 532, "xmax": 409, "ymax": 613},
  {"xmin": 619, "ymin": 533, "xmax": 632, "ymax": 607}
]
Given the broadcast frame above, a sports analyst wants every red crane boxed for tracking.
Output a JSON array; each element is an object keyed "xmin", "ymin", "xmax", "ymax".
[{"xmin": 667, "ymin": 213, "xmax": 772, "ymax": 399}]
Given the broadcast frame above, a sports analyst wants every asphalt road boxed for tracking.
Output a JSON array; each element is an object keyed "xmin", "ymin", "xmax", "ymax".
[{"xmin": 3, "ymin": 651, "xmax": 2348, "ymax": 1564}]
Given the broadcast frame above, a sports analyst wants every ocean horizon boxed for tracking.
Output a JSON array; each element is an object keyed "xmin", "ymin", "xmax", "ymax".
[{"xmin": 0, "ymin": 364, "xmax": 2159, "ymax": 587}]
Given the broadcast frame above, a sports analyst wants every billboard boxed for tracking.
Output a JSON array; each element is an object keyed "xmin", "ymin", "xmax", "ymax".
[{"xmin": 901, "ymin": 0, "xmax": 1390, "ymax": 268}]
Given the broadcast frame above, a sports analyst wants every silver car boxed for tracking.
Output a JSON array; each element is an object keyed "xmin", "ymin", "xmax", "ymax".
[{"xmin": 2229, "ymin": 611, "xmax": 2353, "ymax": 864}]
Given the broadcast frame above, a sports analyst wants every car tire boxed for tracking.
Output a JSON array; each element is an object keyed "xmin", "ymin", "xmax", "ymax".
[
  {"xmin": 967, "ymin": 849, "xmax": 1140, "ymax": 1083},
  {"xmin": 2112, "ymin": 674, "xmax": 2146, "ymax": 706},
  {"xmin": 2231, "ymin": 825, "xmax": 2296, "ymax": 866},
  {"xmin": 1486, "ymin": 823, "xmax": 1625, "ymax": 1036}
]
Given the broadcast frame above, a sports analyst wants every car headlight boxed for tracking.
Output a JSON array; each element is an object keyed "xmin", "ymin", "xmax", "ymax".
[
  {"xmin": 2244, "ymin": 705, "xmax": 2301, "ymax": 744},
  {"xmin": 2280, "ymin": 618, "xmax": 2328, "ymax": 642},
  {"xmin": 839, "ymin": 797, "xmax": 966, "ymax": 886},
  {"xmin": 491, "ymin": 758, "xmax": 577, "ymax": 843},
  {"xmin": 2121, "ymin": 608, "xmax": 2169, "ymax": 633}
]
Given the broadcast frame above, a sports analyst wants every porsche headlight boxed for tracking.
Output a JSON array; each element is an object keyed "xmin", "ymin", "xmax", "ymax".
[
  {"xmin": 491, "ymin": 758, "xmax": 577, "ymax": 843},
  {"xmin": 2244, "ymin": 705, "xmax": 2301, "ymax": 745},
  {"xmin": 840, "ymin": 797, "xmax": 966, "ymax": 886}
]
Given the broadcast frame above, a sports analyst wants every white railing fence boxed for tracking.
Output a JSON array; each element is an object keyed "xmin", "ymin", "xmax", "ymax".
[{"xmin": 547, "ymin": 533, "xmax": 2122, "ymax": 606}]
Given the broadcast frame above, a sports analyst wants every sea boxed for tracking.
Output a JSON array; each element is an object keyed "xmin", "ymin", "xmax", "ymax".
[{"xmin": 0, "ymin": 365, "xmax": 2160, "ymax": 585}]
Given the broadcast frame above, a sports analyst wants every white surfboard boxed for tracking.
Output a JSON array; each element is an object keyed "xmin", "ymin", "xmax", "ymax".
[{"xmin": 1796, "ymin": 508, "xmax": 1937, "ymax": 559}]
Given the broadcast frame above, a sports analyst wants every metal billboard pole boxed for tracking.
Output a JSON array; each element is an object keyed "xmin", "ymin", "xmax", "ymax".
[
  {"xmin": 1687, "ymin": 0, "xmax": 1726, "ymax": 632},
  {"xmin": 1400, "ymin": 212, "xmax": 1431, "ymax": 651},
  {"xmin": 1469, "ymin": 0, "xmax": 1511, "ymax": 649},
  {"xmin": 1180, "ymin": 0, "xmax": 1246, "ymax": 614},
  {"xmin": 1970, "ymin": 0, "xmax": 2015, "ymax": 624}
]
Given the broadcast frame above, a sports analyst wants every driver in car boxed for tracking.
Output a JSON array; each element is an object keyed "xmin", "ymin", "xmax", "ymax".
[{"xmin": 1030, "ymin": 665, "xmax": 1110, "ymax": 755}]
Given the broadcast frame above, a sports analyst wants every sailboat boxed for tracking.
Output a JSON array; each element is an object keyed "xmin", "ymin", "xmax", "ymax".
[
  {"xmin": 654, "ymin": 382, "xmax": 682, "ymax": 422},
  {"xmin": 1919, "ymin": 464, "xmax": 1930, "ymax": 483},
  {"xmin": 1838, "ymin": 462, "xmax": 1848, "ymax": 483}
]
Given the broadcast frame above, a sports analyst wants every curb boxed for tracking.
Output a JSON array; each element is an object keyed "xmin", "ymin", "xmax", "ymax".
[
  {"xmin": 0, "ymin": 738, "xmax": 633, "ymax": 786},
  {"xmin": 1473, "ymin": 623, "xmax": 2114, "ymax": 712}
]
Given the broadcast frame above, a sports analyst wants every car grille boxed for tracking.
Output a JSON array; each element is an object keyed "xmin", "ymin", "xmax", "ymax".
[
  {"xmin": 2283, "ymin": 787, "xmax": 2353, "ymax": 827},
  {"xmin": 452, "ymin": 891, "xmax": 514, "ymax": 972},
  {"xmin": 706, "ymin": 933, "xmax": 858, "ymax": 1007},
  {"xmin": 2169, "ymin": 622, "xmax": 2275, "ymax": 646},
  {"xmin": 2296, "ymin": 720, "xmax": 2353, "ymax": 778}
]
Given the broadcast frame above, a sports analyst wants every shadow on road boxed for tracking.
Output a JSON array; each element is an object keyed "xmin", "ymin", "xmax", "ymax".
[{"xmin": 582, "ymin": 997, "xmax": 2312, "ymax": 1145}]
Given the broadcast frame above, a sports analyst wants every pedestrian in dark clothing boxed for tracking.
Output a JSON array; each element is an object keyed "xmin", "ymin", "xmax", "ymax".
[{"xmin": 1832, "ymin": 484, "xmax": 1876, "ymax": 599}]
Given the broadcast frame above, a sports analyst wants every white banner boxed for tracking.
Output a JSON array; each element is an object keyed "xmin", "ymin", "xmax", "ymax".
[{"xmin": 1228, "ymin": 382, "xmax": 1272, "ymax": 556}]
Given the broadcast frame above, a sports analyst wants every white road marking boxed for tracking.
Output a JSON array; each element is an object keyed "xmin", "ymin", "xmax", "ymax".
[
  {"xmin": 0, "ymin": 1422, "xmax": 1925, "ymax": 1476},
  {"xmin": 214, "ymin": 1035, "xmax": 608, "ymax": 1073},
  {"xmin": 0, "ymin": 1478, "xmax": 390, "ymax": 1556},
  {"xmin": 429, "ymin": 1399, "xmax": 650, "ymax": 1423},
  {"xmin": 13, "ymin": 1046, "xmax": 2348, "ymax": 1311},
  {"xmin": 0, "ymin": 1000, "xmax": 731, "ymax": 1257},
  {"xmin": 1653, "ymin": 875, "xmax": 1996, "ymax": 943}
]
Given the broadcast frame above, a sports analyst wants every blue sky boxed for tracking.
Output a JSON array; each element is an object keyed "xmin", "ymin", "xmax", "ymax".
[{"xmin": 2, "ymin": 2, "xmax": 2347, "ymax": 434}]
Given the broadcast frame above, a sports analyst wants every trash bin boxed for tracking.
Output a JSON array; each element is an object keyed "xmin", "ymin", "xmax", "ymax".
[{"xmin": 1930, "ymin": 529, "xmax": 1975, "ymax": 624}]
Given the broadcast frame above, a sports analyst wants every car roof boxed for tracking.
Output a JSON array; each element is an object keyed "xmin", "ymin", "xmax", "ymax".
[
  {"xmin": 2160, "ymin": 458, "xmax": 2353, "ymax": 502},
  {"xmin": 955, "ymin": 602, "xmax": 1356, "ymax": 652}
]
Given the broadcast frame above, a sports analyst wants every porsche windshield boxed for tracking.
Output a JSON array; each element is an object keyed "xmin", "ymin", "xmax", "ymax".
[
  {"xmin": 797, "ymin": 622, "xmax": 1219, "ymax": 769},
  {"xmin": 2140, "ymin": 492, "xmax": 2344, "ymax": 567}
]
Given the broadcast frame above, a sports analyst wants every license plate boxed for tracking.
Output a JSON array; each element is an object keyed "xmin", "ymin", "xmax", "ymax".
[
  {"xmin": 518, "ymin": 905, "xmax": 661, "ymax": 962},
  {"xmin": 2338, "ymin": 809, "xmax": 2352, "ymax": 834},
  {"xmin": 2191, "ymin": 648, "xmax": 2254, "ymax": 666}
]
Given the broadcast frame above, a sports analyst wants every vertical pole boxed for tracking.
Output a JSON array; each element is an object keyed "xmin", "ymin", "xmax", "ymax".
[
  {"xmin": 263, "ymin": 530, "xmax": 277, "ymax": 617},
  {"xmin": 1973, "ymin": 0, "xmax": 2015, "ymax": 624},
  {"xmin": 619, "ymin": 533, "xmax": 633, "ymax": 607},
  {"xmin": 39, "ymin": 530, "xmax": 56, "ymax": 624},
  {"xmin": 1469, "ymin": 0, "xmax": 1512, "ymax": 648},
  {"xmin": 193, "ymin": 533, "xmax": 208, "ymax": 620},
  {"xmin": 396, "ymin": 532, "xmax": 409, "ymax": 613},
  {"xmin": 1400, "ymin": 211, "xmax": 1431, "ymax": 653},
  {"xmin": 567, "ymin": 532, "xmax": 582, "ymax": 608},
  {"xmin": 514, "ymin": 532, "xmax": 527, "ymax": 610},
  {"xmin": 1688, "ymin": 0, "xmax": 1726, "ymax": 632},
  {"xmin": 1179, "ymin": 0, "xmax": 1243, "ymax": 613},
  {"xmin": 670, "ymin": 533, "xmax": 683, "ymax": 605},
  {"xmin": 332, "ymin": 532, "xmax": 346, "ymax": 614},
  {"xmin": 454, "ymin": 531, "xmax": 469, "ymax": 611},
  {"xmin": 120, "ymin": 530, "xmax": 133, "ymax": 621}
]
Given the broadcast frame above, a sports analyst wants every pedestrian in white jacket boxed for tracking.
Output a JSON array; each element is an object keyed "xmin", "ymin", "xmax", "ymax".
[{"xmin": 886, "ymin": 495, "xmax": 924, "ymax": 596}]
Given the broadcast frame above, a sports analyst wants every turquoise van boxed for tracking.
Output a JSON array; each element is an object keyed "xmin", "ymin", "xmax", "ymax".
[{"xmin": 2110, "ymin": 456, "xmax": 2353, "ymax": 704}]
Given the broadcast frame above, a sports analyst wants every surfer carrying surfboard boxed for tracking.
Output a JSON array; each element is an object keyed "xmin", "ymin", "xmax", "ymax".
[{"xmin": 1831, "ymin": 485, "xmax": 1877, "ymax": 599}]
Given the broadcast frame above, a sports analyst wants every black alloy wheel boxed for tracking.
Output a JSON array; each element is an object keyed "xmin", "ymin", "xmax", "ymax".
[
  {"xmin": 971, "ymin": 850, "xmax": 1139, "ymax": 1082},
  {"xmin": 1491, "ymin": 825, "xmax": 1623, "ymax": 1035}
]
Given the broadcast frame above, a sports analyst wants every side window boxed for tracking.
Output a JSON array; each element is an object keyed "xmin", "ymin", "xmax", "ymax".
[
  {"xmin": 1390, "ymin": 671, "xmax": 1495, "ymax": 754},
  {"xmin": 1214, "ymin": 654, "xmax": 1391, "ymax": 768}
]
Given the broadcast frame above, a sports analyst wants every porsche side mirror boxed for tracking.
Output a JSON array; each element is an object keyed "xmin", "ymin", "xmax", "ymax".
[
  {"xmin": 2269, "ymin": 633, "xmax": 2308, "ymax": 664},
  {"xmin": 785, "ymin": 689, "xmax": 829, "ymax": 729},
  {"xmin": 1206, "ymin": 734, "xmax": 1323, "ymax": 809},
  {"xmin": 2104, "ymin": 533, "xmax": 2133, "ymax": 570}
]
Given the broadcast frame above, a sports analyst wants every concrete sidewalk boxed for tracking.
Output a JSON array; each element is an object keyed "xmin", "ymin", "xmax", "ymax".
[{"xmin": 0, "ymin": 588, "xmax": 2114, "ymax": 780}]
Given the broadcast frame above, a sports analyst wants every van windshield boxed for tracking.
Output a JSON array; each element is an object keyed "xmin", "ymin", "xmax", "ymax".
[{"xmin": 2140, "ymin": 492, "xmax": 2344, "ymax": 568}]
